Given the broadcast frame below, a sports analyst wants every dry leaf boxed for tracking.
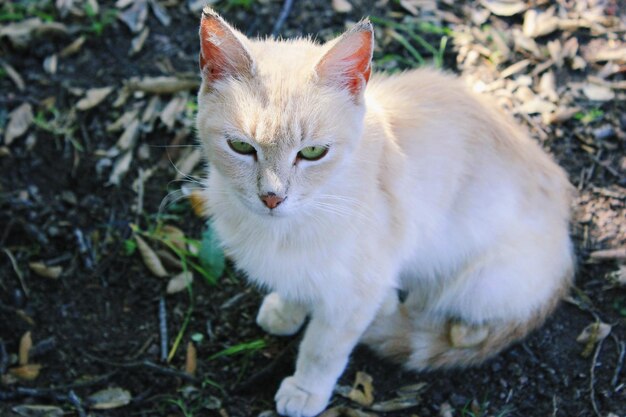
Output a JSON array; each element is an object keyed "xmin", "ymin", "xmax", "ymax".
[
  {"xmin": 130, "ymin": 27, "xmax": 150, "ymax": 56},
  {"xmin": 616, "ymin": 265, "xmax": 626, "ymax": 286},
  {"xmin": 0, "ymin": 18, "xmax": 68, "ymax": 49},
  {"xmin": 135, "ymin": 234, "xmax": 168, "ymax": 277},
  {"xmin": 319, "ymin": 407, "xmax": 378, "ymax": 417},
  {"xmin": 160, "ymin": 95, "xmax": 187, "ymax": 129},
  {"xmin": 160, "ymin": 225, "xmax": 186, "ymax": 251},
  {"xmin": 523, "ymin": 8, "xmax": 558, "ymax": 38},
  {"xmin": 127, "ymin": 76, "xmax": 200, "ymax": 94},
  {"xmin": 582, "ymin": 83, "xmax": 615, "ymax": 101},
  {"xmin": 59, "ymin": 35, "xmax": 86, "ymax": 57},
  {"xmin": 107, "ymin": 108, "xmax": 140, "ymax": 133},
  {"xmin": 43, "ymin": 54, "xmax": 58, "ymax": 75},
  {"xmin": 499, "ymin": 59, "xmax": 530, "ymax": 78},
  {"xmin": 396, "ymin": 382, "xmax": 427, "ymax": 397},
  {"xmin": 107, "ymin": 150, "xmax": 133, "ymax": 186},
  {"xmin": 370, "ymin": 396, "xmax": 421, "ymax": 412},
  {"xmin": 166, "ymin": 271, "xmax": 193, "ymax": 294},
  {"xmin": 76, "ymin": 87, "xmax": 114, "ymax": 111},
  {"xmin": 175, "ymin": 149, "xmax": 203, "ymax": 180},
  {"xmin": 589, "ymin": 247, "xmax": 626, "ymax": 261},
  {"xmin": 0, "ymin": 60, "xmax": 25, "ymax": 90},
  {"xmin": 577, "ymin": 322, "xmax": 611, "ymax": 344},
  {"xmin": 19, "ymin": 331, "xmax": 32, "ymax": 365},
  {"xmin": 332, "ymin": 0, "xmax": 353, "ymax": 13},
  {"xmin": 348, "ymin": 371, "xmax": 374, "ymax": 407},
  {"xmin": 480, "ymin": 0, "xmax": 526, "ymax": 17},
  {"xmin": 12, "ymin": 404, "xmax": 64, "ymax": 417},
  {"xmin": 9, "ymin": 364, "xmax": 42, "ymax": 381},
  {"xmin": 118, "ymin": 0, "xmax": 148, "ymax": 33},
  {"xmin": 88, "ymin": 387, "xmax": 132, "ymax": 409},
  {"xmin": 29, "ymin": 262, "xmax": 63, "ymax": 279},
  {"xmin": 114, "ymin": 118, "xmax": 140, "ymax": 153},
  {"xmin": 5, "ymin": 103, "xmax": 33, "ymax": 146},
  {"xmin": 185, "ymin": 341, "xmax": 197, "ymax": 375}
]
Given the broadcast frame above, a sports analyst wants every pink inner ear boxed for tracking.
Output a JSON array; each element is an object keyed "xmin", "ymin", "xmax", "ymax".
[
  {"xmin": 344, "ymin": 31, "xmax": 372, "ymax": 95},
  {"xmin": 199, "ymin": 16, "xmax": 229, "ymax": 80}
]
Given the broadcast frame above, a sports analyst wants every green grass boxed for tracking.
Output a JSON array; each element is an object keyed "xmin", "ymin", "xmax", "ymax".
[
  {"xmin": 84, "ymin": 3, "xmax": 118, "ymax": 36},
  {"xmin": 0, "ymin": 0, "xmax": 55, "ymax": 22},
  {"xmin": 574, "ymin": 108, "xmax": 604, "ymax": 125},
  {"xmin": 208, "ymin": 339, "xmax": 266, "ymax": 361},
  {"xmin": 370, "ymin": 16, "xmax": 450, "ymax": 70}
]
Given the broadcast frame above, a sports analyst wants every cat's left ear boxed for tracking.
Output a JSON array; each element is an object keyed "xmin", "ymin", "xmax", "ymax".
[
  {"xmin": 315, "ymin": 19, "xmax": 374, "ymax": 99},
  {"xmin": 199, "ymin": 7, "xmax": 254, "ymax": 85}
]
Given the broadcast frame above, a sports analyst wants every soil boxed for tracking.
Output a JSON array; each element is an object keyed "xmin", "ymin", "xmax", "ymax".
[{"xmin": 1, "ymin": 1, "xmax": 625, "ymax": 417}]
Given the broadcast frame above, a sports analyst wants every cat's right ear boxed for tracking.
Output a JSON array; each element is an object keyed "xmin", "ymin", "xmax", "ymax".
[
  {"xmin": 199, "ymin": 8, "xmax": 254, "ymax": 85},
  {"xmin": 315, "ymin": 19, "xmax": 374, "ymax": 99}
]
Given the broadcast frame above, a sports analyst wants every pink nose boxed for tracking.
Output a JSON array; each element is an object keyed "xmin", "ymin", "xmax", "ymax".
[{"xmin": 260, "ymin": 193, "xmax": 284, "ymax": 209}]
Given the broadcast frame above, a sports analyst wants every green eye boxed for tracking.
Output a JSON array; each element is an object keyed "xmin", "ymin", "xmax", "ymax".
[
  {"xmin": 298, "ymin": 146, "xmax": 328, "ymax": 161},
  {"xmin": 228, "ymin": 140, "xmax": 256, "ymax": 155}
]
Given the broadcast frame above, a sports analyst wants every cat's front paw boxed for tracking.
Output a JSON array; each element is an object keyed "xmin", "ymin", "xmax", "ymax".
[
  {"xmin": 256, "ymin": 293, "xmax": 307, "ymax": 336},
  {"xmin": 275, "ymin": 376, "xmax": 330, "ymax": 417}
]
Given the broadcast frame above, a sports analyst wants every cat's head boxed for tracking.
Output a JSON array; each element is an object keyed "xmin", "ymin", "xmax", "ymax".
[{"xmin": 196, "ymin": 8, "xmax": 374, "ymax": 217}]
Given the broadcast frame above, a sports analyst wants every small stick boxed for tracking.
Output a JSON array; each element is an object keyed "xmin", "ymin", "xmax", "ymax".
[
  {"xmin": 159, "ymin": 297, "xmax": 168, "ymax": 362},
  {"xmin": 68, "ymin": 390, "xmax": 87, "ymax": 417},
  {"xmin": 589, "ymin": 338, "xmax": 605, "ymax": 417},
  {"xmin": 74, "ymin": 229, "xmax": 94, "ymax": 270},
  {"xmin": 611, "ymin": 337, "xmax": 625, "ymax": 388},
  {"xmin": 0, "ymin": 339, "xmax": 8, "ymax": 375},
  {"xmin": 272, "ymin": 0, "xmax": 296, "ymax": 38},
  {"xmin": 3, "ymin": 248, "xmax": 29, "ymax": 297}
]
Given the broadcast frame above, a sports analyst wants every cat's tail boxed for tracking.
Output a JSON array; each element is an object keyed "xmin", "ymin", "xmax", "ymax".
[{"xmin": 360, "ymin": 298, "xmax": 560, "ymax": 370}]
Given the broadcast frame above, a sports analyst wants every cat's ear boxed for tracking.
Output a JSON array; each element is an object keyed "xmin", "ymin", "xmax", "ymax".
[
  {"xmin": 199, "ymin": 7, "xmax": 254, "ymax": 84},
  {"xmin": 315, "ymin": 19, "xmax": 374, "ymax": 98}
]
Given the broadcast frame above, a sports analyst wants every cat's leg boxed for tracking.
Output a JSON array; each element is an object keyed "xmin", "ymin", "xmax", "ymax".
[
  {"xmin": 256, "ymin": 292, "xmax": 308, "ymax": 336},
  {"xmin": 275, "ymin": 289, "xmax": 388, "ymax": 417}
]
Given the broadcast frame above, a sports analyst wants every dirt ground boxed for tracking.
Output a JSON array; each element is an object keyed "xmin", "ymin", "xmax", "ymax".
[{"xmin": 1, "ymin": 0, "xmax": 625, "ymax": 416}]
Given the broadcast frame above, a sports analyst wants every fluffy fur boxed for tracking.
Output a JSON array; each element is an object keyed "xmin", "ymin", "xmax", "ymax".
[{"xmin": 196, "ymin": 9, "xmax": 574, "ymax": 417}]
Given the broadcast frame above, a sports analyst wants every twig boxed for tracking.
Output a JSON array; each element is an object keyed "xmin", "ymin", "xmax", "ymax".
[
  {"xmin": 0, "ymin": 339, "xmax": 8, "ymax": 375},
  {"xmin": 589, "ymin": 337, "xmax": 605, "ymax": 417},
  {"xmin": 74, "ymin": 228, "xmax": 95, "ymax": 270},
  {"xmin": 272, "ymin": 0, "xmax": 296, "ymax": 38},
  {"xmin": 159, "ymin": 297, "xmax": 168, "ymax": 362},
  {"xmin": 3, "ymin": 248, "xmax": 29, "ymax": 297},
  {"xmin": 611, "ymin": 336, "xmax": 625, "ymax": 388},
  {"xmin": 68, "ymin": 390, "xmax": 87, "ymax": 417}
]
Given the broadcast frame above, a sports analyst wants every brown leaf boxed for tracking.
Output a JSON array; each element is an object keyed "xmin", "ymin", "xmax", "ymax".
[
  {"xmin": 107, "ymin": 150, "xmax": 133, "ymax": 186},
  {"xmin": 12, "ymin": 404, "xmax": 64, "ymax": 417},
  {"xmin": 160, "ymin": 225, "xmax": 186, "ymax": 252},
  {"xmin": 589, "ymin": 247, "xmax": 626, "ymax": 261},
  {"xmin": 332, "ymin": 0, "xmax": 353, "ymax": 13},
  {"xmin": 29, "ymin": 262, "xmax": 63, "ymax": 279},
  {"xmin": 76, "ymin": 87, "xmax": 114, "ymax": 111},
  {"xmin": 185, "ymin": 341, "xmax": 197, "ymax": 376},
  {"xmin": 160, "ymin": 94, "xmax": 187, "ymax": 129},
  {"xmin": 4, "ymin": 103, "xmax": 33, "ymax": 146},
  {"xmin": 127, "ymin": 76, "xmax": 200, "ymax": 94},
  {"xmin": 0, "ymin": 18, "xmax": 68, "ymax": 49},
  {"xmin": 523, "ymin": 8, "xmax": 558, "ymax": 38},
  {"xmin": 59, "ymin": 35, "xmax": 86, "ymax": 58},
  {"xmin": 19, "ymin": 331, "xmax": 32, "ymax": 365},
  {"xmin": 175, "ymin": 149, "xmax": 203, "ymax": 180},
  {"xmin": 88, "ymin": 387, "xmax": 132, "ymax": 409},
  {"xmin": 9, "ymin": 364, "xmax": 42, "ymax": 381},
  {"xmin": 166, "ymin": 271, "xmax": 193, "ymax": 294},
  {"xmin": 480, "ymin": 0, "xmax": 526, "ymax": 17},
  {"xmin": 135, "ymin": 234, "xmax": 168, "ymax": 277},
  {"xmin": 0, "ymin": 60, "xmax": 25, "ymax": 91}
]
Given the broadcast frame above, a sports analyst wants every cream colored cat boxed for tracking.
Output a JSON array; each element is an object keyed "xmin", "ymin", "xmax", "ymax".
[{"xmin": 196, "ymin": 8, "xmax": 574, "ymax": 417}]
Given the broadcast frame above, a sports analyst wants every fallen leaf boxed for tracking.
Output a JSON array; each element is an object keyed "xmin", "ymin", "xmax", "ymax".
[
  {"xmin": 332, "ymin": 0, "xmax": 353, "ymax": 13},
  {"xmin": 118, "ymin": 0, "xmax": 148, "ymax": 33},
  {"xmin": 59, "ymin": 35, "xmax": 86, "ymax": 58},
  {"xmin": 577, "ymin": 322, "xmax": 611, "ymax": 343},
  {"xmin": 113, "ymin": 118, "xmax": 141, "ymax": 154},
  {"xmin": 582, "ymin": 83, "xmax": 615, "ymax": 101},
  {"xmin": 0, "ymin": 60, "xmax": 25, "ymax": 90},
  {"xmin": 88, "ymin": 387, "xmax": 132, "ymax": 409},
  {"xmin": 175, "ymin": 149, "xmax": 203, "ymax": 180},
  {"xmin": 160, "ymin": 94, "xmax": 187, "ymax": 129},
  {"xmin": 19, "ymin": 331, "xmax": 32, "ymax": 365},
  {"xmin": 76, "ymin": 87, "xmax": 114, "ymax": 111},
  {"xmin": 480, "ymin": 0, "xmax": 526, "ymax": 16},
  {"xmin": 29, "ymin": 262, "xmax": 63, "ymax": 279},
  {"xmin": 348, "ymin": 371, "xmax": 375, "ymax": 407},
  {"xmin": 107, "ymin": 108, "xmax": 140, "ymax": 133},
  {"xmin": 160, "ymin": 225, "xmax": 186, "ymax": 252},
  {"xmin": 9, "ymin": 364, "xmax": 42, "ymax": 381},
  {"xmin": 0, "ymin": 18, "xmax": 68, "ymax": 49},
  {"xmin": 396, "ymin": 382, "xmax": 427, "ymax": 397},
  {"xmin": 107, "ymin": 150, "xmax": 133, "ymax": 186},
  {"xmin": 127, "ymin": 76, "xmax": 200, "ymax": 94},
  {"xmin": 166, "ymin": 271, "xmax": 193, "ymax": 294},
  {"xmin": 499, "ymin": 59, "xmax": 530, "ymax": 78},
  {"xmin": 523, "ymin": 8, "xmax": 558, "ymax": 38},
  {"xmin": 319, "ymin": 407, "xmax": 378, "ymax": 417},
  {"xmin": 130, "ymin": 27, "xmax": 150, "ymax": 56},
  {"xmin": 4, "ymin": 103, "xmax": 33, "ymax": 145},
  {"xmin": 135, "ymin": 234, "xmax": 168, "ymax": 278},
  {"xmin": 56, "ymin": 0, "xmax": 74, "ymax": 17},
  {"xmin": 149, "ymin": 0, "xmax": 171, "ymax": 26},
  {"xmin": 185, "ymin": 341, "xmax": 197, "ymax": 375},
  {"xmin": 43, "ymin": 54, "xmax": 58, "ymax": 75},
  {"xmin": 589, "ymin": 247, "xmax": 626, "ymax": 261},
  {"xmin": 12, "ymin": 404, "xmax": 64, "ymax": 417},
  {"xmin": 370, "ymin": 396, "xmax": 421, "ymax": 412}
]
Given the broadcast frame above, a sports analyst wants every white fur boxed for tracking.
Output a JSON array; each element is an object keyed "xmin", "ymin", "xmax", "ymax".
[{"xmin": 196, "ymin": 13, "xmax": 574, "ymax": 417}]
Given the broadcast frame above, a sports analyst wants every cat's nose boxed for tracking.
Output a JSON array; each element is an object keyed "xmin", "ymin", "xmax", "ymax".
[{"xmin": 260, "ymin": 192, "xmax": 284, "ymax": 209}]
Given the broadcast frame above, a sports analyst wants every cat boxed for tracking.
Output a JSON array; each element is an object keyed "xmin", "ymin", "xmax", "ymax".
[{"xmin": 196, "ymin": 8, "xmax": 575, "ymax": 417}]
